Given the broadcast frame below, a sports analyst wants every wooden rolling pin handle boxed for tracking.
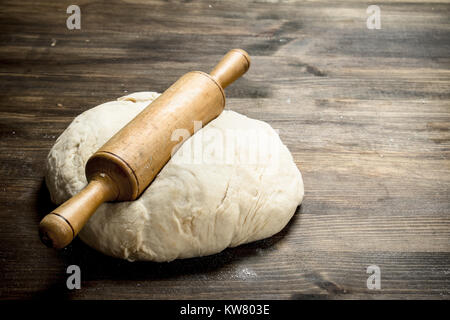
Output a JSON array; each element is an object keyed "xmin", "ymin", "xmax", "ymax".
[
  {"xmin": 210, "ymin": 49, "xmax": 250, "ymax": 89},
  {"xmin": 39, "ymin": 175, "xmax": 118, "ymax": 249}
]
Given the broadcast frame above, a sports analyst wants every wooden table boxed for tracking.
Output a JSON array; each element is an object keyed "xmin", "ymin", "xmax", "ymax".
[{"xmin": 1, "ymin": 0, "xmax": 449, "ymax": 300}]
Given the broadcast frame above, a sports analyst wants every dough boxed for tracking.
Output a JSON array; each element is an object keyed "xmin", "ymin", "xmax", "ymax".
[{"xmin": 45, "ymin": 92, "xmax": 304, "ymax": 262}]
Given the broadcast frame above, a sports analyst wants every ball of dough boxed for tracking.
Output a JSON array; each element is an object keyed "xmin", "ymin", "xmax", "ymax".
[{"xmin": 45, "ymin": 92, "xmax": 304, "ymax": 262}]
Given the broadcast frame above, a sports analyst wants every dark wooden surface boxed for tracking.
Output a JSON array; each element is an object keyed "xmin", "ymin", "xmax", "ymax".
[{"xmin": 0, "ymin": 0, "xmax": 449, "ymax": 300}]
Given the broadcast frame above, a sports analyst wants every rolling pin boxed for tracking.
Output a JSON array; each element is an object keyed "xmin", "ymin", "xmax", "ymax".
[{"xmin": 39, "ymin": 49, "xmax": 250, "ymax": 249}]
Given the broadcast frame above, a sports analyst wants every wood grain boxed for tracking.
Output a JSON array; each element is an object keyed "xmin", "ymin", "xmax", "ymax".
[{"xmin": 0, "ymin": 0, "xmax": 449, "ymax": 299}]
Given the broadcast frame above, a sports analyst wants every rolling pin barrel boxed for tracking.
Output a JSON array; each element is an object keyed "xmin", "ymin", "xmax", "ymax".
[{"xmin": 39, "ymin": 49, "xmax": 250, "ymax": 249}]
